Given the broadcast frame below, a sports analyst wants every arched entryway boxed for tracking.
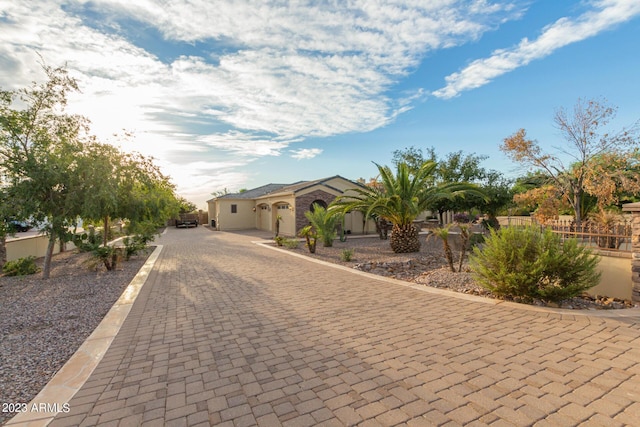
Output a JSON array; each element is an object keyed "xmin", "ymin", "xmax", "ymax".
[{"xmin": 309, "ymin": 199, "xmax": 328, "ymax": 212}]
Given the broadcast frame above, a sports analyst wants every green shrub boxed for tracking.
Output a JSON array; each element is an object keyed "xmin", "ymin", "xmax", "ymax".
[
  {"xmin": 469, "ymin": 233, "xmax": 485, "ymax": 248},
  {"xmin": 73, "ymin": 228, "xmax": 101, "ymax": 252},
  {"xmin": 340, "ymin": 249, "xmax": 354, "ymax": 262},
  {"xmin": 469, "ymin": 226, "xmax": 600, "ymax": 303},
  {"xmin": 123, "ymin": 235, "xmax": 148, "ymax": 260},
  {"xmin": 2, "ymin": 256, "xmax": 40, "ymax": 276},
  {"xmin": 283, "ymin": 238, "xmax": 299, "ymax": 249}
]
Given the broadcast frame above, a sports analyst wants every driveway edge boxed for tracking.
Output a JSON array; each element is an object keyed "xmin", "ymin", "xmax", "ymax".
[{"xmin": 6, "ymin": 245, "xmax": 164, "ymax": 427}]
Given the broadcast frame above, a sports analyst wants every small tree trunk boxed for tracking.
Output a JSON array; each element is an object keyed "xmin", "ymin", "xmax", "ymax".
[
  {"xmin": 573, "ymin": 192, "xmax": 582, "ymax": 228},
  {"xmin": 103, "ymin": 216, "xmax": 110, "ymax": 246},
  {"xmin": 42, "ymin": 236, "xmax": 56, "ymax": 279},
  {"xmin": 458, "ymin": 226, "xmax": 470, "ymax": 273},
  {"xmin": 0, "ymin": 235, "xmax": 6, "ymax": 270}
]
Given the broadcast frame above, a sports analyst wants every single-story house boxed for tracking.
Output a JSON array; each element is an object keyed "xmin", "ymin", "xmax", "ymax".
[{"xmin": 206, "ymin": 175, "xmax": 374, "ymax": 236}]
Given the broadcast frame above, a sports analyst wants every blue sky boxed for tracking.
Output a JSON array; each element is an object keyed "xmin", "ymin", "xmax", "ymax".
[{"xmin": 1, "ymin": 0, "xmax": 639, "ymax": 209}]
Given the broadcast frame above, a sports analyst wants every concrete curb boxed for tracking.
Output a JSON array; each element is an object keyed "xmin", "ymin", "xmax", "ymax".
[{"xmin": 6, "ymin": 245, "xmax": 163, "ymax": 427}]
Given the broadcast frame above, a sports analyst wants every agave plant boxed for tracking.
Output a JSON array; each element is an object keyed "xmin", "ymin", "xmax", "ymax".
[{"xmin": 331, "ymin": 161, "xmax": 483, "ymax": 253}]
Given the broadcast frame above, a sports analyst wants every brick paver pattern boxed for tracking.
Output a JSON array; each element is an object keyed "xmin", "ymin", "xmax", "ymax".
[{"xmin": 50, "ymin": 227, "xmax": 640, "ymax": 426}]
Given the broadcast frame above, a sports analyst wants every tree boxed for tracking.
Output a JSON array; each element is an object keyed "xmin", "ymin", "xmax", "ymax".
[
  {"xmin": 177, "ymin": 197, "xmax": 197, "ymax": 214},
  {"xmin": 391, "ymin": 146, "xmax": 436, "ymax": 176},
  {"xmin": 305, "ymin": 204, "xmax": 341, "ymax": 247},
  {"xmin": 0, "ymin": 63, "xmax": 88, "ymax": 278},
  {"xmin": 1, "ymin": 63, "xmax": 179, "ymax": 277},
  {"xmin": 475, "ymin": 171, "xmax": 513, "ymax": 229},
  {"xmin": 501, "ymin": 98, "xmax": 640, "ymax": 226},
  {"xmin": 75, "ymin": 142, "xmax": 179, "ymax": 245},
  {"xmin": 0, "ymin": 183, "xmax": 15, "ymax": 270},
  {"xmin": 430, "ymin": 151, "xmax": 488, "ymax": 223},
  {"xmin": 394, "ymin": 147, "xmax": 505, "ymax": 224},
  {"xmin": 332, "ymin": 162, "xmax": 481, "ymax": 253}
]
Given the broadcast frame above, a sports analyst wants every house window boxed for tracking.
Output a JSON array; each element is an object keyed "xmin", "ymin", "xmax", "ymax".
[
  {"xmin": 277, "ymin": 204, "xmax": 289, "ymax": 210},
  {"xmin": 261, "ymin": 206, "xmax": 268, "ymax": 210},
  {"xmin": 231, "ymin": 204, "xmax": 237, "ymax": 213}
]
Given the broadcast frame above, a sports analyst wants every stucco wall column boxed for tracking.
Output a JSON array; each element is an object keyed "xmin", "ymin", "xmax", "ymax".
[{"xmin": 622, "ymin": 202, "xmax": 640, "ymax": 302}]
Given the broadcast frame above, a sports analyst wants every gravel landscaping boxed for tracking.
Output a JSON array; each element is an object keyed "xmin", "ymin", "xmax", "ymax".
[
  {"xmin": 275, "ymin": 232, "xmax": 638, "ymax": 310},
  {"xmin": 0, "ymin": 249, "xmax": 150, "ymax": 426}
]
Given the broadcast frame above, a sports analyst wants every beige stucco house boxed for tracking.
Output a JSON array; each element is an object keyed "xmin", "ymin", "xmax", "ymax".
[{"xmin": 206, "ymin": 176, "xmax": 374, "ymax": 236}]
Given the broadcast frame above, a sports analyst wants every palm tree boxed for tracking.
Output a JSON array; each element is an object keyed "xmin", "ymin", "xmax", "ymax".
[
  {"xmin": 331, "ymin": 161, "xmax": 483, "ymax": 253},
  {"xmin": 305, "ymin": 204, "xmax": 342, "ymax": 247}
]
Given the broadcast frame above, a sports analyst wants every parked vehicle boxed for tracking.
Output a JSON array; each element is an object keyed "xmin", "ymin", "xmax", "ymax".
[
  {"xmin": 8, "ymin": 220, "xmax": 31, "ymax": 232},
  {"xmin": 176, "ymin": 213, "xmax": 199, "ymax": 228}
]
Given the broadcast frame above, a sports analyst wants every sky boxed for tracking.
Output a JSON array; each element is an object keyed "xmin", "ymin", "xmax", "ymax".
[{"xmin": 1, "ymin": 0, "xmax": 639, "ymax": 209}]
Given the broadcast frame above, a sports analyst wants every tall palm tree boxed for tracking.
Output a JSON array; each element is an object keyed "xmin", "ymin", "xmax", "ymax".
[{"xmin": 331, "ymin": 161, "xmax": 483, "ymax": 253}]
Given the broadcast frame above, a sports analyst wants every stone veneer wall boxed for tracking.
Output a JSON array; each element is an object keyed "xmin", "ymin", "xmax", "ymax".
[
  {"xmin": 623, "ymin": 202, "xmax": 640, "ymax": 302},
  {"xmin": 630, "ymin": 211, "xmax": 640, "ymax": 302},
  {"xmin": 295, "ymin": 190, "xmax": 337, "ymax": 233}
]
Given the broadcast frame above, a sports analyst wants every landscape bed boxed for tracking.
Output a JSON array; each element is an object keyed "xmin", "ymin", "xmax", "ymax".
[
  {"xmin": 0, "ymin": 249, "xmax": 151, "ymax": 426},
  {"xmin": 272, "ymin": 234, "xmax": 638, "ymax": 310}
]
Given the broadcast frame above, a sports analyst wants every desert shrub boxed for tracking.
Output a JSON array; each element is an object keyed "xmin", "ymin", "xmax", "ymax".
[
  {"xmin": 470, "ymin": 226, "xmax": 600, "ymax": 302},
  {"xmin": 72, "ymin": 228, "xmax": 101, "ymax": 252},
  {"xmin": 93, "ymin": 246, "xmax": 123, "ymax": 271},
  {"xmin": 283, "ymin": 238, "xmax": 299, "ymax": 249},
  {"xmin": 341, "ymin": 249, "xmax": 354, "ymax": 262},
  {"xmin": 453, "ymin": 212, "xmax": 471, "ymax": 223},
  {"xmin": 274, "ymin": 236, "xmax": 285, "ymax": 246},
  {"xmin": 2, "ymin": 256, "xmax": 40, "ymax": 276},
  {"xmin": 123, "ymin": 235, "xmax": 147, "ymax": 260}
]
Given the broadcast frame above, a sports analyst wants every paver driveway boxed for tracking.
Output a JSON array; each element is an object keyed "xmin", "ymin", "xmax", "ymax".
[{"xmin": 41, "ymin": 227, "xmax": 640, "ymax": 425}]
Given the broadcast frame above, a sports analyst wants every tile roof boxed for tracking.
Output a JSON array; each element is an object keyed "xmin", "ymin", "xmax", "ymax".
[{"xmin": 208, "ymin": 175, "xmax": 364, "ymax": 201}]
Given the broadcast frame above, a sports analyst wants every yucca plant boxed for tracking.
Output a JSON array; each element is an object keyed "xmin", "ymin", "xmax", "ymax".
[
  {"xmin": 298, "ymin": 225, "xmax": 317, "ymax": 253},
  {"xmin": 429, "ymin": 226, "xmax": 455, "ymax": 272}
]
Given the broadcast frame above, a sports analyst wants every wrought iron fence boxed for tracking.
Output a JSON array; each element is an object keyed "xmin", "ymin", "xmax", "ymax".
[
  {"xmin": 546, "ymin": 219, "xmax": 632, "ymax": 252},
  {"xmin": 500, "ymin": 216, "xmax": 632, "ymax": 252}
]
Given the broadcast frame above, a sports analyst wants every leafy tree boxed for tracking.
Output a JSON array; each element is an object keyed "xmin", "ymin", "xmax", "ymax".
[
  {"xmin": 177, "ymin": 197, "xmax": 197, "ymax": 214},
  {"xmin": 430, "ymin": 151, "xmax": 488, "ymax": 222},
  {"xmin": 332, "ymin": 162, "xmax": 480, "ymax": 253},
  {"xmin": 75, "ymin": 142, "xmax": 178, "ymax": 245},
  {"xmin": 391, "ymin": 146, "xmax": 436, "ymax": 176},
  {"xmin": 501, "ymin": 98, "xmax": 640, "ymax": 226},
  {"xmin": 0, "ymin": 63, "xmax": 88, "ymax": 278},
  {"xmin": 475, "ymin": 171, "xmax": 513, "ymax": 228},
  {"xmin": 1, "ymin": 63, "xmax": 180, "ymax": 277},
  {"xmin": 394, "ymin": 147, "xmax": 506, "ymax": 224}
]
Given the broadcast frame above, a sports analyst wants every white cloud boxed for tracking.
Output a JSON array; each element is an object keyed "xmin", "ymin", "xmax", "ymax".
[
  {"xmin": 198, "ymin": 131, "xmax": 295, "ymax": 157},
  {"xmin": 0, "ymin": 0, "xmax": 525, "ymax": 207},
  {"xmin": 290, "ymin": 148, "xmax": 323, "ymax": 160},
  {"xmin": 432, "ymin": 0, "xmax": 640, "ymax": 99}
]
